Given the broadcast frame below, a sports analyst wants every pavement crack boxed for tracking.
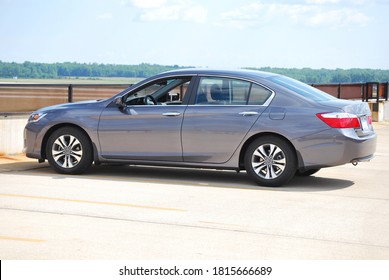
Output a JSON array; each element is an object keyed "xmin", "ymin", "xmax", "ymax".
[{"xmin": 1, "ymin": 206, "xmax": 389, "ymax": 251}]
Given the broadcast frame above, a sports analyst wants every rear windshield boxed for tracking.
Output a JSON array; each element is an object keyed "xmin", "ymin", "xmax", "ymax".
[{"xmin": 269, "ymin": 75, "xmax": 336, "ymax": 102}]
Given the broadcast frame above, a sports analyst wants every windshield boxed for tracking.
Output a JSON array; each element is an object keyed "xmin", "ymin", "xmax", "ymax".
[{"xmin": 269, "ymin": 75, "xmax": 336, "ymax": 102}]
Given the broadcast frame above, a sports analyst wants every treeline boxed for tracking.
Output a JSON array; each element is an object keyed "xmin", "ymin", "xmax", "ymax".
[
  {"xmin": 248, "ymin": 67, "xmax": 389, "ymax": 84},
  {"xmin": 0, "ymin": 61, "xmax": 183, "ymax": 79},
  {"xmin": 1, "ymin": 61, "xmax": 389, "ymax": 83}
]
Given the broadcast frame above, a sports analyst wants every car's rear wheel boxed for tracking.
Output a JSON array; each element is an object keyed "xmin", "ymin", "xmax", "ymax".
[
  {"xmin": 244, "ymin": 136, "xmax": 297, "ymax": 187},
  {"xmin": 46, "ymin": 127, "xmax": 93, "ymax": 174}
]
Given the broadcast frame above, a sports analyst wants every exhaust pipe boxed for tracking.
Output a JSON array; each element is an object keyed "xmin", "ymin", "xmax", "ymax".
[{"xmin": 350, "ymin": 155, "xmax": 374, "ymax": 166}]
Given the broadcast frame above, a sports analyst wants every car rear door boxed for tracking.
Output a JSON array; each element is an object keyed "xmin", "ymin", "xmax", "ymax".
[{"xmin": 181, "ymin": 76, "xmax": 273, "ymax": 164}]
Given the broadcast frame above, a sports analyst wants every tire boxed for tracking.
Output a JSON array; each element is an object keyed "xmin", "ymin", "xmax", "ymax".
[
  {"xmin": 296, "ymin": 168, "xmax": 321, "ymax": 176},
  {"xmin": 46, "ymin": 127, "xmax": 93, "ymax": 174},
  {"xmin": 244, "ymin": 136, "xmax": 297, "ymax": 187}
]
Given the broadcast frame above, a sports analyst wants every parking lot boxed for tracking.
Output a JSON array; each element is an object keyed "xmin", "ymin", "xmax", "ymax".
[{"xmin": 0, "ymin": 123, "xmax": 389, "ymax": 260}]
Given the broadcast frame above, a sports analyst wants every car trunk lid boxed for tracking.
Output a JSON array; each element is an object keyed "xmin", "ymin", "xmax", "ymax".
[{"xmin": 318, "ymin": 100, "xmax": 374, "ymax": 136}]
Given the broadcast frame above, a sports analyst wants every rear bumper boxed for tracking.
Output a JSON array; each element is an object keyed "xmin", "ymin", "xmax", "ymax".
[
  {"xmin": 295, "ymin": 128, "xmax": 377, "ymax": 168},
  {"xmin": 343, "ymin": 132, "xmax": 377, "ymax": 165}
]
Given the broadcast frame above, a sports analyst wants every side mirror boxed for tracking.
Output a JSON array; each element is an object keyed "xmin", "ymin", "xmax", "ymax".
[{"xmin": 114, "ymin": 97, "xmax": 125, "ymax": 109}]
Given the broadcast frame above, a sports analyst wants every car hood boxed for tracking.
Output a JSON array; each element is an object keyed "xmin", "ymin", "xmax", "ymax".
[
  {"xmin": 37, "ymin": 100, "xmax": 102, "ymax": 113},
  {"xmin": 318, "ymin": 99, "xmax": 371, "ymax": 116}
]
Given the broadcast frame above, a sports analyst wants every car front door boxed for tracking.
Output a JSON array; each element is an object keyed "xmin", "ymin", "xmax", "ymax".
[
  {"xmin": 181, "ymin": 76, "xmax": 273, "ymax": 164},
  {"xmin": 98, "ymin": 76, "xmax": 194, "ymax": 161}
]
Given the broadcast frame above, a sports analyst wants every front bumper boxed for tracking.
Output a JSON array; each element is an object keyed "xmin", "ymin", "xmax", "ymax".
[{"xmin": 24, "ymin": 125, "xmax": 45, "ymax": 160}]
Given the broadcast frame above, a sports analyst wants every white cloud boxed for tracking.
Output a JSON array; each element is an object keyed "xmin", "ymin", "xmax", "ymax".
[
  {"xmin": 131, "ymin": 0, "xmax": 207, "ymax": 23},
  {"xmin": 305, "ymin": 0, "xmax": 339, "ymax": 4},
  {"xmin": 218, "ymin": 3, "xmax": 308, "ymax": 28},
  {"xmin": 308, "ymin": 8, "xmax": 370, "ymax": 26},
  {"xmin": 307, "ymin": 0, "xmax": 379, "ymax": 5},
  {"xmin": 218, "ymin": 1, "xmax": 371, "ymax": 28},
  {"xmin": 131, "ymin": 0, "xmax": 166, "ymax": 9},
  {"xmin": 97, "ymin": 13, "xmax": 113, "ymax": 20}
]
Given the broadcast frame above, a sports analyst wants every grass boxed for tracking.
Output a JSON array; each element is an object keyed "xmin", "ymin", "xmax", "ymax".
[{"xmin": 0, "ymin": 77, "xmax": 144, "ymax": 84}]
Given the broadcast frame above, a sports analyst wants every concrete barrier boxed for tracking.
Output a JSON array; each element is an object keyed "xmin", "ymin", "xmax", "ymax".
[
  {"xmin": 367, "ymin": 101, "xmax": 388, "ymax": 122},
  {"xmin": 0, "ymin": 114, "xmax": 29, "ymax": 155}
]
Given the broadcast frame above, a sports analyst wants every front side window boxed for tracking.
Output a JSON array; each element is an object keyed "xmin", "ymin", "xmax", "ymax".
[
  {"xmin": 195, "ymin": 77, "xmax": 272, "ymax": 105},
  {"xmin": 124, "ymin": 77, "xmax": 191, "ymax": 105}
]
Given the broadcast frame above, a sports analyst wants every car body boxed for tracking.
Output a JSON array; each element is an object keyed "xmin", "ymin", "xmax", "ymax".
[{"xmin": 24, "ymin": 69, "xmax": 377, "ymax": 186}]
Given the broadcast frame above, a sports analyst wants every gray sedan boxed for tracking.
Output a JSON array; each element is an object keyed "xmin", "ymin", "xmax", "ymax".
[{"xmin": 24, "ymin": 69, "xmax": 377, "ymax": 187}]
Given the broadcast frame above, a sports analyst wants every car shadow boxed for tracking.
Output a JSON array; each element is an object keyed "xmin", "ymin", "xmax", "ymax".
[
  {"xmin": 0, "ymin": 161, "xmax": 354, "ymax": 192},
  {"xmin": 286, "ymin": 175, "xmax": 354, "ymax": 192},
  {"xmin": 86, "ymin": 164, "xmax": 354, "ymax": 192}
]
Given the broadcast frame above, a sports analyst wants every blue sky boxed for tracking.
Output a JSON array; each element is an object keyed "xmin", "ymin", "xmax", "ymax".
[{"xmin": 1, "ymin": 0, "xmax": 388, "ymax": 69}]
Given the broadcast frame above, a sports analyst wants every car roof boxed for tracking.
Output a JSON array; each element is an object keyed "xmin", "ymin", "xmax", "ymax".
[{"xmin": 161, "ymin": 68, "xmax": 279, "ymax": 80}]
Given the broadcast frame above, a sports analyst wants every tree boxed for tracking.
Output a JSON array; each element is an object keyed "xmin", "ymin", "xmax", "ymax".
[{"xmin": 0, "ymin": 61, "xmax": 388, "ymax": 82}]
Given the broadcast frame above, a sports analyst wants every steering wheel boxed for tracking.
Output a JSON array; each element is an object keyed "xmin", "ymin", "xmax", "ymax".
[{"xmin": 144, "ymin": 95, "xmax": 157, "ymax": 105}]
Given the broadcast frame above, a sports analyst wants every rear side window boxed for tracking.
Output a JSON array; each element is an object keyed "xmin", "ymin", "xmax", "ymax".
[
  {"xmin": 248, "ymin": 84, "xmax": 272, "ymax": 105},
  {"xmin": 195, "ymin": 77, "xmax": 272, "ymax": 105},
  {"xmin": 269, "ymin": 75, "xmax": 336, "ymax": 102}
]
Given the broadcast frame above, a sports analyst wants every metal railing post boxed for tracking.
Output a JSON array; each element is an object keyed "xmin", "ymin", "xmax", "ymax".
[
  {"xmin": 68, "ymin": 84, "xmax": 73, "ymax": 103},
  {"xmin": 362, "ymin": 83, "xmax": 367, "ymax": 101},
  {"xmin": 337, "ymin": 83, "xmax": 341, "ymax": 99}
]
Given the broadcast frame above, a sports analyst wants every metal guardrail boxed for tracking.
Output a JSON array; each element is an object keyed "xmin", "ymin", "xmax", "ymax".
[
  {"xmin": 362, "ymin": 82, "xmax": 389, "ymax": 103},
  {"xmin": 0, "ymin": 82, "xmax": 388, "ymax": 114},
  {"xmin": 311, "ymin": 82, "xmax": 389, "ymax": 102},
  {"xmin": 64, "ymin": 84, "xmax": 132, "ymax": 103},
  {"xmin": 0, "ymin": 83, "xmax": 132, "ymax": 113}
]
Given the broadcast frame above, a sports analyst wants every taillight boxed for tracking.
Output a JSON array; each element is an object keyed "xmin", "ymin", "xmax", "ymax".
[
  {"xmin": 367, "ymin": 115, "xmax": 373, "ymax": 124},
  {"xmin": 316, "ymin": 112, "xmax": 361, "ymax": 129}
]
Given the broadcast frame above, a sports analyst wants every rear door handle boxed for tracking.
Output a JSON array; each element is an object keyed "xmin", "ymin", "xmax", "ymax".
[
  {"xmin": 162, "ymin": 112, "xmax": 181, "ymax": 117},
  {"xmin": 239, "ymin": 111, "xmax": 259, "ymax": 117}
]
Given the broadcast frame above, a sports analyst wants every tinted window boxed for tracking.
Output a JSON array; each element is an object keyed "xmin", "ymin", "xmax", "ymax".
[
  {"xmin": 195, "ymin": 77, "xmax": 271, "ymax": 105},
  {"xmin": 269, "ymin": 75, "xmax": 336, "ymax": 102},
  {"xmin": 248, "ymin": 84, "xmax": 272, "ymax": 105}
]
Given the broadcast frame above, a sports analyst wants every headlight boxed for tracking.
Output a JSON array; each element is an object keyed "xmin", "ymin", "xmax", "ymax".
[{"xmin": 28, "ymin": 112, "xmax": 47, "ymax": 123}]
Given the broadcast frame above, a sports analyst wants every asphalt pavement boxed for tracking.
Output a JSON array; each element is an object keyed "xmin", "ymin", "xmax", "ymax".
[{"xmin": 1, "ymin": 123, "xmax": 389, "ymax": 259}]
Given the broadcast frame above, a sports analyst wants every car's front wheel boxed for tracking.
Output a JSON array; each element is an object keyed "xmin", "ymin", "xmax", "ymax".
[
  {"xmin": 244, "ymin": 136, "xmax": 297, "ymax": 187},
  {"xmin": 46, "ymin": 127, "xmax": 93, "ymax": 174}
]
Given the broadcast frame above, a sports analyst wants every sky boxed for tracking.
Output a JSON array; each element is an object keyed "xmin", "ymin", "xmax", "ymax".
[{"xmin": 0, "ymin": 0, "xmax": 388, "ymax": 69}]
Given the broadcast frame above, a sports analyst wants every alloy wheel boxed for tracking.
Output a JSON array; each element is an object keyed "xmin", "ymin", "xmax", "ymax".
[
  {"xmin": 251, "ymin": 143, "xmax": 286, "ymax": 180},
  {"xmin": 51, "ymin": 134, "xmax": 83, "ymax": 168}
]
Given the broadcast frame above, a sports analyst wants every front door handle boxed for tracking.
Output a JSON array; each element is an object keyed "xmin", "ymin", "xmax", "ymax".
[
  {"xmin": 239, "ymin": 111, "xmax": 259, "ymax": 117},
  {"xmin": 162, "ymin": 112, "xmax": 181, "ymax": 117}
]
